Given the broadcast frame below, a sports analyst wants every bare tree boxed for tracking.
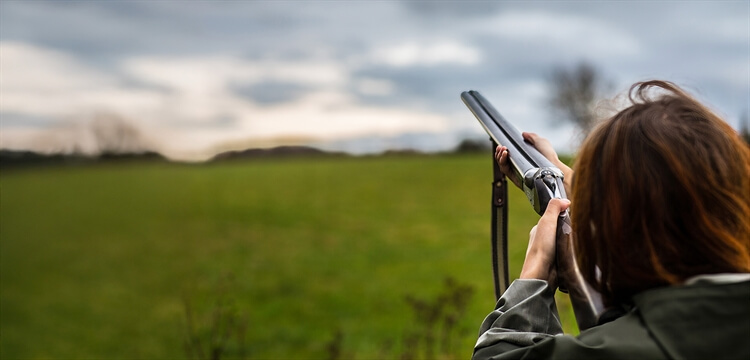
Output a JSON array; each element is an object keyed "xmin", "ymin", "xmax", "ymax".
[
  {"xmin": 547, "ymin": 62, "xmax": 612, "ymax": 135},
  {"xmin": 740, "ymin": 111, "xmax": 750, "ymax": 145},
  {"xmin": 60, "ymin": 112, "xmax": 154, "ymax": 156}
]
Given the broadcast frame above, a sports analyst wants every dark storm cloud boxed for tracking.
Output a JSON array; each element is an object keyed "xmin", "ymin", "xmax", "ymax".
[
  {"xmin": 402, "ymin": 1, "xmax": 504, "ymax": 18},
  {"xmin": 232, "ymin": 81, "xmax": 313, "ymax": 105},
  {"xmin": 1, "ymin": 0, "xmax": 747, "ymax": 156},
  {"xmin": 0, "ymin": 1, "xmax": 327, "ymax": 61},
  {"xmin": 353, "ymin": 64, "xmax": 506, "ymax": 110}
]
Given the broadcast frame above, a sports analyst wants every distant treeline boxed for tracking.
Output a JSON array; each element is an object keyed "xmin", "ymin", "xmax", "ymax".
[
  {"xmin": 0, "ymin": 139, "xmax": 493, "ymax": 170},
  {"xmin": 0, "ymin": 150, "xmax": 167, "ymax": 169}
]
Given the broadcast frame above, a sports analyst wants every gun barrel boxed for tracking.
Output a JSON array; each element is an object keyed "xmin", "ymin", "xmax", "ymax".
[
  {"xmin": 461, "ymin": 91, "xmax": 556, "ymax": 173},
  {"xmin": 462, "ymin": 90, "xmax": 564, "ymax": 215},
  {"xmin": 462, "ymin": 89, "xmax": 607, "ymax": 330}
]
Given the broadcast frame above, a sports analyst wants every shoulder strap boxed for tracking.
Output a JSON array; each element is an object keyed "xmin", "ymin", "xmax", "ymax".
[{"xmin": 491, "ymin": 140, "xmax": 510, "ymax": 299}]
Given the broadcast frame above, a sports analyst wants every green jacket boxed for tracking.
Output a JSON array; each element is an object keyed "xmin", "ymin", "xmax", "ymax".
[{"xmin": 473, "ymin": 274, "xmax": 750, "ymax": 360}]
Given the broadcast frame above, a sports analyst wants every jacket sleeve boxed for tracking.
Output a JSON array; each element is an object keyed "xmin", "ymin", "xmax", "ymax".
[{"xmin": 472, "ymin": 279, "xmax": 564, "ymax": 360}]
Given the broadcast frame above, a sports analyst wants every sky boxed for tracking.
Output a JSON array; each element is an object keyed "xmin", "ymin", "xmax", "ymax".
[{"xmin": 1, "ymin": 0, "xmax": 748, "ymax": 160}]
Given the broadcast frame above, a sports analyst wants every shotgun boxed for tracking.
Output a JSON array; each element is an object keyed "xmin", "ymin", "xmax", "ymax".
[{"xmin": 461, "ymin": 90, "xmax": 606, "ymax": 330}]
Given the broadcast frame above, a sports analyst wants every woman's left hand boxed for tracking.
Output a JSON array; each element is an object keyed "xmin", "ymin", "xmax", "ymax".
[{"xmin": 520, "ymin": 198, "xmax": 571, "ymax": 287}]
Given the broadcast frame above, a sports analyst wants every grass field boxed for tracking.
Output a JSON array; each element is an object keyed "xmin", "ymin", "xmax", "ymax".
[{"xmin": 1, "ymin": 154, "xmax": 577, "ymax": 359}]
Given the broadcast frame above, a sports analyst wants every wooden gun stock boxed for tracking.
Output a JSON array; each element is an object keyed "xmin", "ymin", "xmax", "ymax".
[{"xmin": 556, "ymin": 214, "xmax": 606, "ymax": 330}]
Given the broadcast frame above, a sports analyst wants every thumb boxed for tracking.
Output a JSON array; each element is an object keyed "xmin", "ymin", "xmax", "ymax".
[
  {"xmin": 522, "ymin": 132, "xmax": 538, "ymax": 145},
  {"xmin": 547, "ymin": 198, "xmax": 571, "ymax": 213},
  {"xmin": 539, "ymin": 198, "xmax": 571, "ymax": 226}
]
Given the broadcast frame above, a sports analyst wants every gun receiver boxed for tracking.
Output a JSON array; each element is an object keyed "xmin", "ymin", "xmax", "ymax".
[
  {"xmin": 461, "ymin": 90, "xmax": 605, "ymax": 330},
  {"xmin": 461, "ymin": 91, "xmax": 565, "ymax": 215}
]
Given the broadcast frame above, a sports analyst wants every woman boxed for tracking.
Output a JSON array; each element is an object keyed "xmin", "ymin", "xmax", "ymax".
[{"xmin": 473, "ymin": 80, "xmax": 750, "ymax": 360}]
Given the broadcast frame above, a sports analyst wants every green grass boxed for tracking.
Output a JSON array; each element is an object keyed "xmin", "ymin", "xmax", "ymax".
[{"xmin": 1, "ymin": 154, "xmax": 577, "ymax": 359}]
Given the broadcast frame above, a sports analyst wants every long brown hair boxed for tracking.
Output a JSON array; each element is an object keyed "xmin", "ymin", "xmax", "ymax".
[{"xmin": 571, "ymin": 80, "xmax": 750, "ymax": 305}]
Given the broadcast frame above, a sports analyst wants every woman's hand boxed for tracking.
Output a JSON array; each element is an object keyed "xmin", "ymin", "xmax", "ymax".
[
  {"xmin": 521, "ymin": 132, "xmax": 558, "ymax": 164},
  {"xmin": 519, "ymin": 198, "xmax": 571, "ymax": 287},
  {"xmin": 495, "ymin": 132, "xmax": 574, "ymax": 194},
  {"xmin": 495, "ymin": 145, "xmax": 523, "ymax": 189},
  {"xmin": 522, "ymin": 132, "xmax": 574, "ymax": 193}
]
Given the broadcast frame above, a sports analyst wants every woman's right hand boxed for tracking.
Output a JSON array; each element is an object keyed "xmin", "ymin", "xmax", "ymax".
[{"xmin": 520, "ymin": 198, "xmax": 571, "ymax": 287}]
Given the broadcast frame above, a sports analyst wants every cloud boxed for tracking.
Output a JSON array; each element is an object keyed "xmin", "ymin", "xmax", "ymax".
[
  {"xmin": 0, "ymin": 41, "xmax": 111, "ymax": 92},
  {"xmin": 373, "ymin": 41, "xmax": 482, "ymax": 67},
  {"xmin": 0, "ymin": 41, "xmax": 164, "ymax": 118},
  {"xmin": 232, "ymin": 81, "xmax": 312, "ymax": 105},
  {"xmin": 354, "ymin": 78, "xmax": 395, "ymax": 96},
  {"xmin": 1, "ymin": 1, "xmax": 747, "ymax": 157},
  {"xmin": 709, "ymin": 16, "xmax": 748, "ymax": 42},
  {"xmin": 482, "ymin": 11, "xmax": 641, "ymax": 59},
  {"xmin": 125, "ymin": 57, "xmax": 350, "ymax": 91},
  {"xmin": 1, "ymin": 41, "xmax": 453, "ymax": 160},
  {"xmin": 247, "ymin": 90, "xmax": 449, "ymax": 138}
]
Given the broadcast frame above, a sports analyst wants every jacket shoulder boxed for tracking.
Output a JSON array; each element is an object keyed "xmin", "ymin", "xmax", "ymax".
[
  {"xmin": 635, "ymin": 280, "xmax": 750, "ymax": 360},
  {"xmin": 487, "ymin": 312, "xmax": 666, "ymax": 360}
]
